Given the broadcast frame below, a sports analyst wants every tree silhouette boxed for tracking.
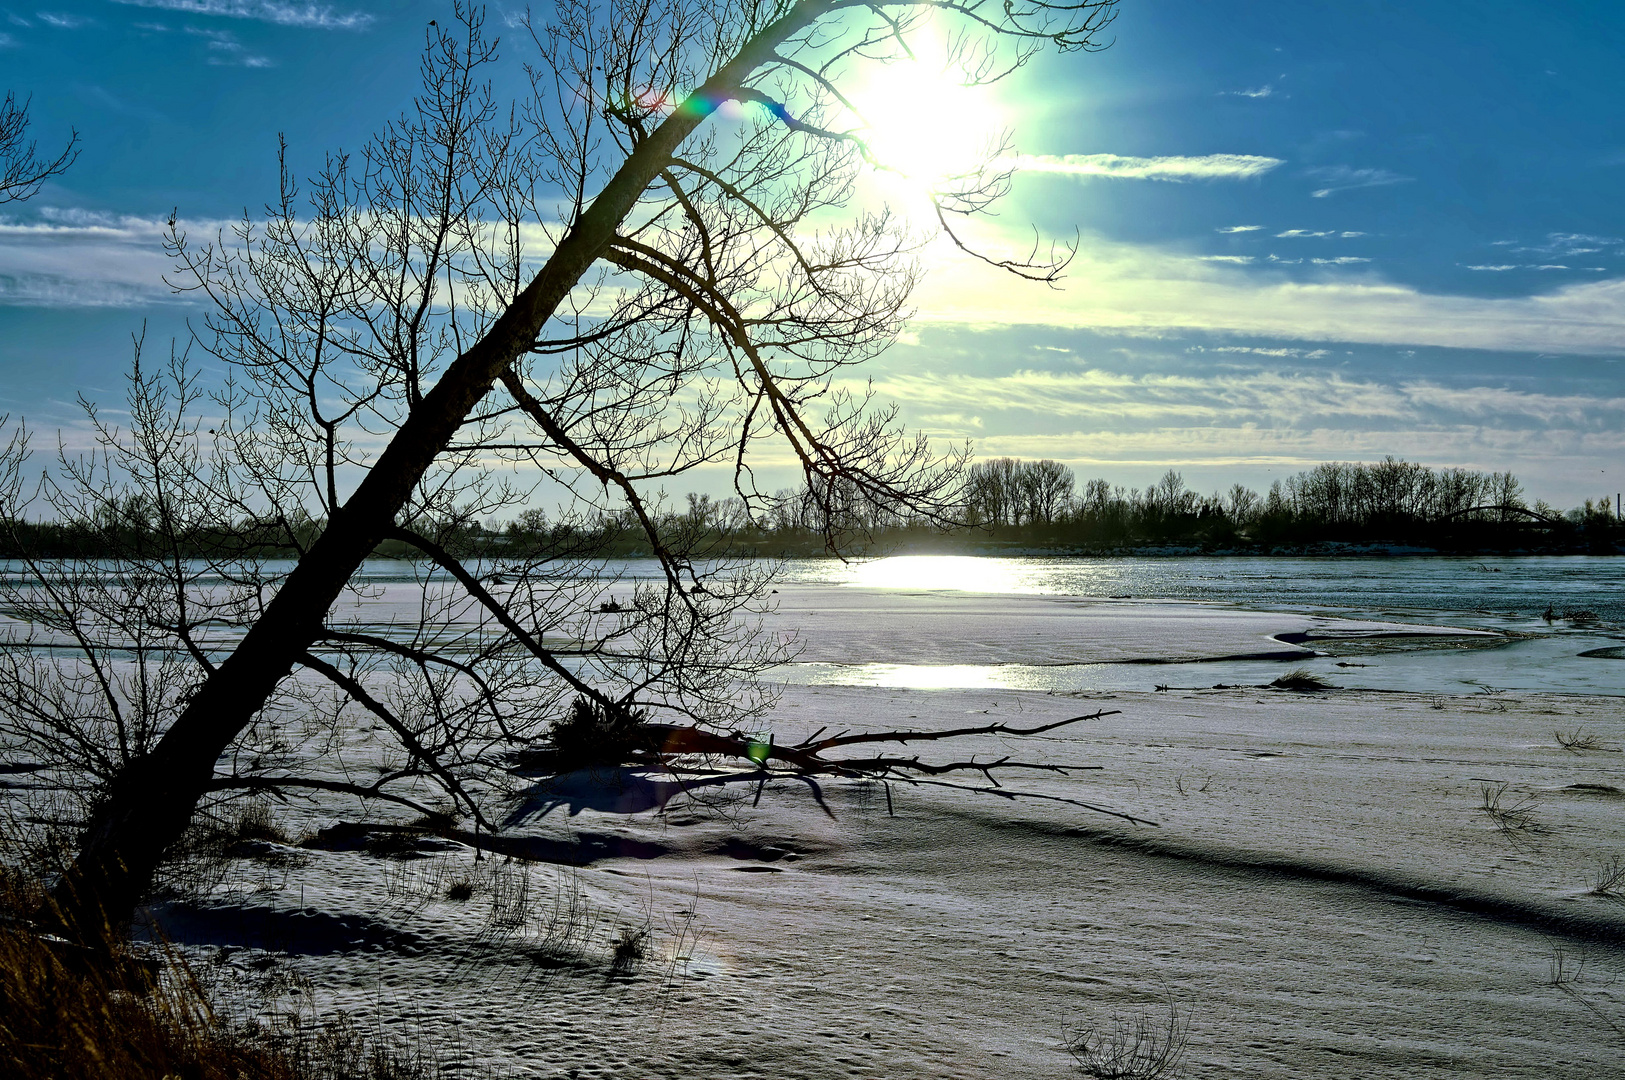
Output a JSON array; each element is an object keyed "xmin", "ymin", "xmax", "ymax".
[
  {"xmin": 0, "ymin": 92, "xmax": 77, "ymax": 205},
  {"xmin": 0, "ymin": 0, "xmax": 1119, "ymax": 945}
]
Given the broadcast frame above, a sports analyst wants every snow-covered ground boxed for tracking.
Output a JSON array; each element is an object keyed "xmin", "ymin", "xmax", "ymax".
[{"xmin": 144, "ymin": 585, "xmax": 1625, "ymax": 1078}]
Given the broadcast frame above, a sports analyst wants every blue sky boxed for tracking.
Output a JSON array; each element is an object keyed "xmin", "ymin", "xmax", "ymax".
[{"xmin": 2, "ymin": 0, "xmax": 1623, "ymax": 506}]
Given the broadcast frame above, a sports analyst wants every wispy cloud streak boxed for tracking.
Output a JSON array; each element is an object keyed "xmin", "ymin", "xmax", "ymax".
[
  {"xmin": 910, "ymin": 226, "xmax": 1625, "ymax": 356},
  {"xmin": 0, "ymin": 209, "xmax": 190, "ymax": 307},
  {"xmin": 1004, "ymin": 153, "xmax": 1284, "ymax": 181},
  {"xmin": 110, "ymin": 0, "xmax": 372, "ymax": 29},
  {"xmin": 1305, "ymin": 165, "xmax": 1412, "ymax": 198},
  {"xmin": 855, "ymin": 368, "xmax": 1625, "ymax": 430}
]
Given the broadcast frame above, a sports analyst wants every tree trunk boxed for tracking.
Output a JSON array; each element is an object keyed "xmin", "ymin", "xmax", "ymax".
[{"xmin": 50, "ymin": 1, "xmax": 827, "ymax": 944}]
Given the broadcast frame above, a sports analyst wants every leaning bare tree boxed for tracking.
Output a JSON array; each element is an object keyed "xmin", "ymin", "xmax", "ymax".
[{"xmin": 0, "ymin": 0, "xmax": 1121, "ymax": 944}]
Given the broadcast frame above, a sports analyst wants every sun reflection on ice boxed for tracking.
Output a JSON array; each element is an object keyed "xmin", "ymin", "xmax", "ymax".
[
  {"xmin": 814, "ymin": 662, "xmax": 1018, "ymax": 690},
  {"xmin": 844, "ymin": 555, "xmax": 1035, "ymax": 593}
]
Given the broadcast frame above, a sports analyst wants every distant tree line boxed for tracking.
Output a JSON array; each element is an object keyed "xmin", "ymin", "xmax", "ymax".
[
  {"xmin": 937, "ymin": 456, "xmax": 1621, "ymax": 553},
  {"xmin": 4, "ymin": 456, "xmax": 1621, "ymax": 560}
]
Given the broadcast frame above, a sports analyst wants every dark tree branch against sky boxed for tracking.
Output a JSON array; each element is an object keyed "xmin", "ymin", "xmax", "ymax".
[
  {"xmin": 0, "ymin": 91, "xmax": 78, "ymax": 204},
  {"xmin": 0, "ymin": 0, "xmax": 1124, "ymax": 944}
]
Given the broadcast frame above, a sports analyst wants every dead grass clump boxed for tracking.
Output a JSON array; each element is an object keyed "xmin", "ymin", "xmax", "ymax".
[
  {"xmin": 245, "ymin": 1010, "xmax": 463, "ymax": 1080},
  {"xmin": 1065, "ymin": 995, "xmax": 1188, "ymax": 1079},
  {"xmin": 364, "ymin": 831, "xmax": 432, "ymax": 860},
  {"xmin": 511, "ymin": 696, "xmax": 655, "ymax": 773},
  {"xmin": 1268, "ymin": 669, "xmax": 1332, "ymax": 692},
  {"xmin": 1546, "ymin": 948, "xmax": 1625, "ymax": 1041},
  {"xmin": 0, "ymin": 864, "xmax": 506, "ymax": 1080},
  {"xmin": 527, "ymin": 871, "xmax": 598, "ymax": 970},
  {"xmin": 1555, "ymin": 727, "xmax": 1613, "ymax": 753},
  {"xmin": 1588, "ymin": 855, "xmax": 1625, "ymax": 901},
  {"xmin": 229, "ymin": 800, "xmax": 293, "ymax": 846},
  {"xmin": 485, "ymin": 859, "xmax": 533, "ymax": 933},
  {"xmin": 157, "ymin": 798, "xmax": 311, "ymax": 901},
  {"xmin": 0, "ymin": 863, "xmax": 257, "ymax": 1080},
  {"xmin": 1478, "ymin": 783, "xmax": 1543, "ymax": 840},
  {"xmin": 609, "ymin": 924, "xmax": 652, "ymax": 976},
  {"xmin": 445, "ymin": 877, "xmax": 475, "ymax": 902}
]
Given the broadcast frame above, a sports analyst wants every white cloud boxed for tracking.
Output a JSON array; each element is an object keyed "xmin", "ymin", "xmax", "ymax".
[
  {"xmin": 907, "ymin": 225, "xmax": 1625, "ymax": 357},
  {"xmin": 37, "ymin": 12, "xmax": 92, "ymax": 29},
  {"xmin": 1224, "ymin": 85, "xmax": 1275, "ymax": 99},
  {"xmin": 1548, "ymin": 232, "xmax": 1621, "ymax": 247},
  {"xmin": 0, "ymin": 210, "xmax": 187, "ymax": 307},
  {"xmin": 0, "ymin": 206, "xmax": 572, "ymax": 310},
  {"xmin": 188, "ymin": 26, "xmax": 273, "ymax": 66},
  {"xmin": 1209, "ymin": 346, "xmax": 1331, "ymax": 358},
  {"xmin": 1200, "ymin": 255, "xmax": 1253, "ymax": 264},
  {"xmin": 1305, "ymin": 165, "xmax": 1412, "ymax": 198},
  {"xmin": 856, "ymin": 368, "xmax": 1422, "ymax": 424},
  {"xmin": 1276, "ymin": 229, "xmax": 1335, "ymax": 238},
  {"xmin": 109, "ymin": 0, "xmax": 372, "ymax": 29},
  {"xmin": 920, "ymin": 412, "xmax": 983, "ymax": 429},
  {"xmin": 1003, "ymin": 153, "xmax": 1285, "ymax": 182},
  {"xmin": 1216, "ymin": 225, "xmax": 1263, "ymax": 233},
  {"xmin": 854, "ymin": 368, "xmax": 1625, "ymax": 432},
  {"xmin": 1311, "ymin": 257, "xmax": 1371, "ymax": 265}
]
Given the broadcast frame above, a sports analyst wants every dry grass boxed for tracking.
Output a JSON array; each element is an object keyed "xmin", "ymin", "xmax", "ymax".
[
  {"xmin": 1547, "ymin": 948, "xmax": 1625, "ymax": 1041},
  {"xmin": 1269, "ymin": 669, "xmax": 1332, "ymax": 692},
  {"xmin": 609, "ymin": 924, "xmax": 652, "ymax": 976},
  {"xmin": 1588, "ymin": 855, "xmax": 1625, "ymax": 901},
  {"xmin": 0, "ymin": 865, "xmax": 262, "ymax": 1080},
  {"xmin": 527, "ymin": 869, "xmax": 598, "ymax": 970},
  {"xmin": 1478, "ymin": 783, "xmax": 1543, "ymax": 841},
  {"xmin": 1555, "ymin": 727, "xmax": 1613, "ymax": 753},
  {"xmin": 1065, "ymin": 993, "xmax": 1188, "ymax": 1079},
  {"xmin": 0, "ymin": 864, "xmax": 505, "ymax": 1080}
]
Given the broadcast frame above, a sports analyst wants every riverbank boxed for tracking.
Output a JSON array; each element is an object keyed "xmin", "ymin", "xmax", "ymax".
[{"xmin": 122, "ymin": 587, "xmax": 1625, "ymax": 1079}]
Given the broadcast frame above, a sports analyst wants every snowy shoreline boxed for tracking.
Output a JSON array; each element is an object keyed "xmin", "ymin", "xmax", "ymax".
[{"xmin": 124, "ymin": 586, "xmax": 1625, "ymax": 1079}]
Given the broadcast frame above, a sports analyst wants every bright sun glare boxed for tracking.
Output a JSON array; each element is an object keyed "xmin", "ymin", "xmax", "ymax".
[
  {"xmin": 845, "ymin": 555, "xmax": 1033, "ymax": 593},
  {"xmin": 845, "ymin": 60, "xmax": 1006, "ymax": 188}
]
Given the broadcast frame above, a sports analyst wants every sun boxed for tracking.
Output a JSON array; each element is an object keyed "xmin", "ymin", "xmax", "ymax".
[{"xmin": 845, "ymin": 59, "xmax": 1007, "ymax": 189}]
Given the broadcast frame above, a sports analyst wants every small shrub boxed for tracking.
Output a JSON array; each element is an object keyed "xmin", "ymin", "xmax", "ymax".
[
  {"xmin": 513, "ymin": 696, "xmax": 654, "ymax": 773},
  {"xmin": 1589, "ymin": 855, "xmax": 1625, "ymax": 901},
  {"xmin": 527, "ymin": 870, "xmax": 597, "ymax": 970},
  {"xmin": 1478, "ymin": 783, "xmax": 1542, "ymax": 840},
  {"xmin": 228, "ymin": 800, "xmax": 291, "ymax": 846},
  {"xmin": 1269, "ymin": 668, "xmax": 1332, "ymax": 691},
  {"xmin": 1065, "ymin": 995, "xmax": 1188, "ymax": 1079},
  {"xmin": 609, "ymin": 924, "xmax": 651, "ymax": 975},
  {"xmin": 363, "ymin": 829, "xmax": 435, "ymax": 860},
  {"xmin": 1555, "ymin": 728, "xmax": 1611, "ymax": 753},
  {"xmin": 446, "ymin": 877, "xmax": 475, "ymax": 902}
]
